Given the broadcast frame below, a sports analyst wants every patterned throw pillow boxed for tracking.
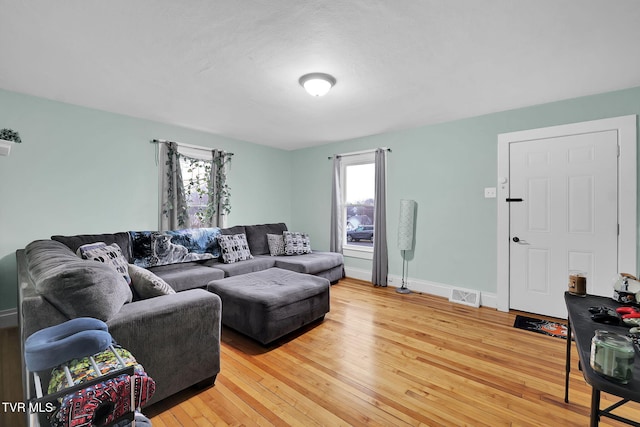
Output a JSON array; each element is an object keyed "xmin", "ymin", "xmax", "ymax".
[
  {"xmin": 283, "ymin": 231, "xmax": 312, "ymax": 256},
  {"xmin": 128, "ymin": 264, "xmax": 175, "ymax": 299},
  {"xmin": 78, "ymin": 242, "xmax": 132, "ymax": 285},
  {"xmin": 266, "ymin": 233, "xmax": 285, "ymax": 256},
  {"xmin": 218, "ymin": 233, "xmax": 254, "ymax": 264}
]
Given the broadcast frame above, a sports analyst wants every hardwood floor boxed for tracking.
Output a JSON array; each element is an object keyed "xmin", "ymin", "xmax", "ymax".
[
  {"xmin": 1, "ymin": 326, "xmax": 25, "ymax": 427},
  {"xmin": 4, "ymin": 278, "xmax": 640, "ymax": 426},
  {"xmin": 145, "ymin": 279, "xmax": 640, "ymax": 426}
]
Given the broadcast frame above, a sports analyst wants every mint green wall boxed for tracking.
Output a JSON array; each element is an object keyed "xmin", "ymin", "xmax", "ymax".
[
  {"xmin": 3, "ymin": 86, "xmax": 640, "ymax": 311},
  {"xmin": 0, "ymin": 89, "xmax": 292, "ymax": 311},
  {"xmin": 290, "ymin": 86, "xmax": 640, "ymax": 294}
]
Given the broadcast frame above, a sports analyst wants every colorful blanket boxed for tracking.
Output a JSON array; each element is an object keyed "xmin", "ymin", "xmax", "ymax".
[
  {"xmin": 48, "ymin": 345, "xmax": 155, "ymax": 427},
  {"xmin": 130, "ymin": 227, "xmax": 221, "ymax": 268}
]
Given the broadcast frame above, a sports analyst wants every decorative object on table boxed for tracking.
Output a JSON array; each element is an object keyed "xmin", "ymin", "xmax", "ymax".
[
  {"xmin": 588, "ymin": 306, "xmax": 620, "ymax": 325},
  {"xmin": 513, "ymin": 315, "xmax": 568, "ymax": 339},
  {"xmin": 568, "ymin": 271, "xmax": 587, "ymax": 296},
  {"xmin": 397, "ymin": 199, "xmax": 416, "ymax": 294},
  {"xmin": 590, "ymin": 330, "xmax": 634, "ymax": 383},
  {"xmin": 0, "ymin": 127, "xmax": 21, "ymax": 156},
  {"xmin": 612, "ymin": 273, "xmax": 640, "ymax": 305},
  {"xmin": 615, "ymin": 306, "xmax": 640, "ymax": 327}
]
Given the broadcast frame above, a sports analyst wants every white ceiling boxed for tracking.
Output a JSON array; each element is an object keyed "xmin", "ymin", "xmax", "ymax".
[{"xmin": 1, "ymin": 1, "xmax": 640, "ymax": 151}]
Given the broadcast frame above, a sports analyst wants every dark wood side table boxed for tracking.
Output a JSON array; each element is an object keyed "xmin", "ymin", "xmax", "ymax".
[{"xmin": 565, "ymin": 292, "xmax": 640, "ymax": 426}]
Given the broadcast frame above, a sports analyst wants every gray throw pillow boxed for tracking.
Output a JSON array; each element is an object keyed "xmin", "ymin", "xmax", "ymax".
[
  {"xmin": 128, "ymin": 264, "xmax": 176, "ymax": 299},
  {"xmin": 266, "ymin": 233, "xmax": 285, "ymax": 256}
]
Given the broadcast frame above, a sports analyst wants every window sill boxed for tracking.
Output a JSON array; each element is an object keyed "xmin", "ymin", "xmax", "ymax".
[{"xmin": 343, "ymin": 245, "xmax": 373, "ymax": 260}]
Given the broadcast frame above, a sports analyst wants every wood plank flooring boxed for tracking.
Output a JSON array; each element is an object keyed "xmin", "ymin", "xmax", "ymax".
[
  {"xmin": 4, "ymin": 278, "xmax": 640, "ymax": 426},
  {"xmin": 145, "ymin": 278, "xmax": 640, "ymax": 426},
  {"xmin": 1, "ymin": 326, "xmax": 26, "ymax": 427}
]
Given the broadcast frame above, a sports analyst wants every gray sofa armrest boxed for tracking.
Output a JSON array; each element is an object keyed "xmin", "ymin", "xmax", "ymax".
[{"xmin": 106, "ymin": 289, "xmax": 222, "ymax": 404}]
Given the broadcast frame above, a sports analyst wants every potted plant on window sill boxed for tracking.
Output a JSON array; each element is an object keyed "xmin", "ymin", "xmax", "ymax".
[{"xmin": 0, "ymin": 128, "xmax": 22, "ymax": 156}]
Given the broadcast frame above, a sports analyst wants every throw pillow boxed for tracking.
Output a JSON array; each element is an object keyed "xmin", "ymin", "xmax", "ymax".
[
  {"xmin": 26, "ymin": 240, "xmax": 132, "ymax": 322},
  {"xmin": 266, "ymin": 233, "xmax": 285, "ymax": 256},
  {"xmin": 127, "ymin": 264, "xmax": 176, "ymax": 299},
  {"xmin": 218, "ymin": 233, "xmax": 253, "ymax": 264},
  {"xmin": 78, "ymin": 242, "xmax": 132, "ymax": 285},
  {"xmin": 283, "ymin": 231, "xmax": 312, "ymax": 255}
]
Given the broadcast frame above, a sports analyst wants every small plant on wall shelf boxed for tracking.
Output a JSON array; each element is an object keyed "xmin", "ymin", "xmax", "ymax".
[{"xmin": 0, "ymin": 128, "xmax": 22, "ymax": 143}]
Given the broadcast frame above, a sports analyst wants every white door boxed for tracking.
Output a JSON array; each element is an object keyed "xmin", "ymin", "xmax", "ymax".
[{"xmin": 509, "ymin": 130, "xmax": 619, "ymax": 318}]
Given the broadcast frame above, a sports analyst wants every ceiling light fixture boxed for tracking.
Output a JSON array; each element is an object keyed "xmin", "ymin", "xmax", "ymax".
[{"xmin": 299, "ymin": 73, "xmax": 336, "ymax": 97}]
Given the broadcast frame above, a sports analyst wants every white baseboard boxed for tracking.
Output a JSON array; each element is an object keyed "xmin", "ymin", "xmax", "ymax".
[
  {"xmin": 344, "ymin": 266, "xmax": 497, "ymax": 309},
  {"xmin": 0, "ymin": 308, "xmax": 18, "ymax": 328}
]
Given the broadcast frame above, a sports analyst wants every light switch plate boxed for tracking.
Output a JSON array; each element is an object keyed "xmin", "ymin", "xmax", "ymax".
[{"xmin": 484, "ymin": 187, "xmax": 497, "ymax": 198}]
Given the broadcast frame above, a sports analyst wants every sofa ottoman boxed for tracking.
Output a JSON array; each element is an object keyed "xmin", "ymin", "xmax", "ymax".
[{"xmin": 207, "ymin": 268, "xmax": 330, "ymax": 345}]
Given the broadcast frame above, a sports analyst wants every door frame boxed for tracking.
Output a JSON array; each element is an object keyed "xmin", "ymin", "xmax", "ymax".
[{"xmin": 496, "ymin": 115, "xmax": 637, "ymax": 313}]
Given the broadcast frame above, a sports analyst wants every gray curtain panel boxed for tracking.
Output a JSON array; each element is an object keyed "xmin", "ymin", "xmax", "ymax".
[
  {"xmin": 372, "ymin": 148, "xmax": 388, "ymax": 286},
  {"xmin": 160, "ymin": 141, "xmax": 189, "ymax": 230},
  {"xmin": 329, "ymin": 156, "xmax": 343, "ymax": 253},
  {"xmin": 209, "ymin": 149, "xmax": 231, "ymax": 228}
]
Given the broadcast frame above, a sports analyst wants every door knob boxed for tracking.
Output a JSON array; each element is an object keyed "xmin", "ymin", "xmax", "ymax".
[{"xmin": 512, "ymin": 237, "xmax": 520, "ymax": 242}]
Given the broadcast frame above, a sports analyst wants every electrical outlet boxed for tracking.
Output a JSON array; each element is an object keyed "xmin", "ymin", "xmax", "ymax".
[{"xmin": 484, "ymin": 187, "xmax": 497, "ymax": 198}]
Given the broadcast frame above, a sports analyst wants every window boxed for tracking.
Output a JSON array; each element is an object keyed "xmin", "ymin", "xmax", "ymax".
[
  {"xmin": 160, "ymin": 141, "xmax": 232, "ymax": 230},
  {"xmin": 176, "ymin": 144, "xmax": 215, "ymax": 228},
  {"xmin": 179, "ymin": 155, "xmax": 212, "ymax": 228},
  {"xmin": 341, "ymin": 153, "xmax": 375, "ymax": 257}
]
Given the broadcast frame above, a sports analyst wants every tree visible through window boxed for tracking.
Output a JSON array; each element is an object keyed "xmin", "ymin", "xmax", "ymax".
[
  {"xmin": 180, "ymin": 156, "xmax": 212, "ymax": 228},
  {"xmin": 344, "ymin": 159, "xmax": 375, "ymax": 248}
]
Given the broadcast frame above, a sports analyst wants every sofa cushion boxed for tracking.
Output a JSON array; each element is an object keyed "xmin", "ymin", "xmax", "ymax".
[
  {"xmin": 266, "ymin": 233, "xmax": 285, "ymax": 256},
  {"xmin": 52, "ymin": 232, "xmax": 132, "ymax": 263},
  {"xmin": 218, "ymin": 233, "xmax": 253, "ymax": 264},
  {"xmin": 78, "ymin": 242, "xmax": 132, "ymax": 285},
  {"xmin": 25, "ymin": 240, "xmax": 132, "ymax": 322},
  {"xmin": 271, "ymin": 251, "xmax": 344, "ymax": 275},
  {"xmin": 148, "ymin": 262, "xmax": 225, "ymax": 292},
  {"xmin": 219, "ymin": 225, "xmax": 246, "ymax": 236},
  {"xmin": 244, "ymin": 223, "xmax": 288, "ymax": 255},
  {"xmin": 213, "ymin": 257, "xmax": 276, "ymax": 277},
  {"xmin": 128, "ymin": 264, "xmax": 176, "ymax": 299},
  {"xmin": 283, "ymin": 231, "xmax": 312, "ymax": 255}
]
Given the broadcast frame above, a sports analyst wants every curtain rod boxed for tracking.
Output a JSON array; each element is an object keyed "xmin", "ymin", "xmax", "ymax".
[
  {"xmin": 327, "ymin": 147, "xmax": 391, "ymax": 160},
  {"xmin": 151, "ymin": 139, "xmax": 234, "ymax": 156}
]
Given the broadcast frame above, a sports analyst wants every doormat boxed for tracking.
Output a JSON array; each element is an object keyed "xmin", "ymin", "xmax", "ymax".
[{"xmin": 513, "ymin": 315, "xmax": 568, "ymax": 339}]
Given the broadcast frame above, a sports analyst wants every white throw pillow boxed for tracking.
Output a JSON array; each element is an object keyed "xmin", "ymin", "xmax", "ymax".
[
  {"xmin": 218, "ymin": 233, "xmax": 254, "ymax": 263},
  {"xmin": 283, "ymin": 231, "xmax": 312, "ymax": 256},
  {"xmin": 78, "ymin": 242, "xmax": 132, "ymax": 285}
]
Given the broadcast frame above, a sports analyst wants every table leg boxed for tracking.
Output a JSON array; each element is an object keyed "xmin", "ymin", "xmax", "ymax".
[
  {"xmin": 590, "ymin": 388, "xmax": 600, "ymax": 427},
  {"xmin": 565, "ymin": 317, "xmax": 571, "ymax": 403}
]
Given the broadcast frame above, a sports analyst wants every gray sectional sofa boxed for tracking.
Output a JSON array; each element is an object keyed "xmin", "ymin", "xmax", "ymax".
[{"xmin": 16, "ymin": 222, "xmax": 343, "ymax": 406}]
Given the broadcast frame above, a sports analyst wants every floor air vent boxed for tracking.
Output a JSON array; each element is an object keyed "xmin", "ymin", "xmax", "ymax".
[{"xmin": 449, "ymin": 288, "xmax": 481, "ymax": 308}]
